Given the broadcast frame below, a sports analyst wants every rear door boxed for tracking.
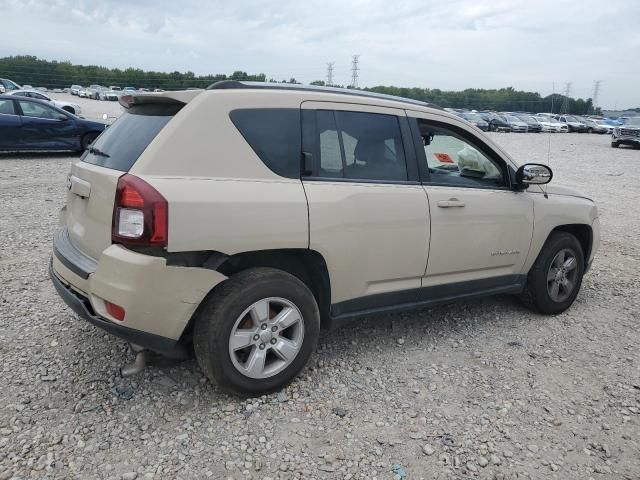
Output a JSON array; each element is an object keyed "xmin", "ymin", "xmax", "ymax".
[
  {"xmin": 301, "ymin": 101, "xmax": 430, "ymax": 310},
  {"xmin": 0, "ymin": 98, "xmax": 22, "ymax": 149},
  {"xmin": 65, "ymin": 103, "xmax": 181, "ymax": 260}
]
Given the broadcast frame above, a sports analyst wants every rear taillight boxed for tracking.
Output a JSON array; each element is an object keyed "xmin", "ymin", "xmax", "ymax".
[
  {"xmin": 112, "ymin": 174, "xmax": 168, "ymax": 247},
  {"xmin": 105, "ymin": 301, "xmax": 126, "ymax": 321}
]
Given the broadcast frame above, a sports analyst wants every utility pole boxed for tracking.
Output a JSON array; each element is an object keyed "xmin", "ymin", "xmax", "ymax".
[
  {"xmin": 350, "ymin": 55, "xmax": 360, "ymax": 88},
  {"xmin": 326, "ymin": 62, "xmax": 334, "ymax": 86},
  {"xmin": 592, "ymin": 80, "xmax": 601, "ymax": 113},
  {"xmin": 560, "ymin": 82, "xmax": 572, "ymax": 114}
]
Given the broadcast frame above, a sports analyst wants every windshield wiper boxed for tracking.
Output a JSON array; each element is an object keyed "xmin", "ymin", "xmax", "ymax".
[{"xmin": 88, "ymin": 146, "xmax": 110, "ymax": 158}]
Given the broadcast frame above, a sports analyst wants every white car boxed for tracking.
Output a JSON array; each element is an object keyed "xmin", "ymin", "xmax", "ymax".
[
  {"xmin": 6, "ymin": 89, "xmax": 82, "ymax": 116},
  {"xmin": 70, "ymin": 85, "xmax": 82, "ymax": 95},
  {"xmin": 530, "ymin": 116, "xmax": 556, "ymax": 132}
]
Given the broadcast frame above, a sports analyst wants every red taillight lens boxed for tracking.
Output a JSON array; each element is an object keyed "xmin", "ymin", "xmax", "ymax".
[
  {"xmin": 112, "ymin": 174, "xmax": 168, "ymax": 247},
  {"xmin": 105, "ymin": 301, "xmax": 126, "ymax": 321}
]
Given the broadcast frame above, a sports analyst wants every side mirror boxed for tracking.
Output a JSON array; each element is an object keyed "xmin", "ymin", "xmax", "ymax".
[
  {"xmin": 56, "ymin": 114, "xmax": 69, "ymax": 121},
  {"xmin": 515, "ymin": 163, "xmax": 553, "ymax": 187}
]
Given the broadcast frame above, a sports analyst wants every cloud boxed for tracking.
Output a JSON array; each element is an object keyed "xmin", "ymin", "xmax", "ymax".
[{"xmin": 0, "ymin": 0, "xmax": 638, "ymax": 107}]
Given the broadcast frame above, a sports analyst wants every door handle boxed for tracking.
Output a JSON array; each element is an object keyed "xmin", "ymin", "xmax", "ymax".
[{"xmin": 437, "ymin": 198, "xmax": 465, "ymax": 208}]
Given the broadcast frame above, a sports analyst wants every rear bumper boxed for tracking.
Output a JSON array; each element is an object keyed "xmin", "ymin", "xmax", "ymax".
[
  {"xmin": 51, "ymin": 229, "xmax": 227, "ymax": 355},
  {"xmin": 49, "ymin": 260, "xmax": 187, "ymax": 358}
]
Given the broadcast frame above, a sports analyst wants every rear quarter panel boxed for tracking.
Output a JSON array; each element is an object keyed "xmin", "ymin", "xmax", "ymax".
[{"xmin": 131, "ymin": 91, "xmax": 309, "ymax": 253}]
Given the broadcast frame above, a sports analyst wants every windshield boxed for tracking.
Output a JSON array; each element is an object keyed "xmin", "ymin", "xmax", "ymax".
[
  {"xmin": 565, "ymin": 116, "xmax": 579, "ymax": 122},
  {"xmin": 624, "ymin": 117, "xmax": 640, "ymax": 126},
  {"xmin": 504, "ymin": 115, "xmax": 521, "ymax": 122}
]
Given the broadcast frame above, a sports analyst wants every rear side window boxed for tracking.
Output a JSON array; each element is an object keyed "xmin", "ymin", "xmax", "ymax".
[
  {"xmin": 0, "ymin": 99, "xmax": 15, "ymax": 115},
  {"xmin": 229, "ymin": 109, "xmax": 301, "ymax": 178},
  {"xmin": 311, "ymin": 110, "xmax": 408, "ymax": 182},
  {"xmin": 82, "ymin": 103, "xmax": 181, "ymax": 172}
]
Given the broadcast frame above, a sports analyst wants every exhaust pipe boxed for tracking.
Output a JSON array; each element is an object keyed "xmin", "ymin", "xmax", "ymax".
[{"xmin": 120, "ymin": 346, "xmax": 147, "ymax": 377}]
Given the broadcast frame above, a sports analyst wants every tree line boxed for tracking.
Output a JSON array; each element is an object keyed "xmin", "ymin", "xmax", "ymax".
[{"xmin": 1, "ymin": 55, "xmax": 597, "ymax": 114}]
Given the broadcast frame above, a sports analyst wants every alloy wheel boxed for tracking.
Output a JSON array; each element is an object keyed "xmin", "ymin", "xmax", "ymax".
[
  {"xmin": 228, "ymin": 297, "xmax": 305, "ymax": 379},
  {"xmin": 547, "ymin": 248, "xmax": 579, "ymax": 302}
]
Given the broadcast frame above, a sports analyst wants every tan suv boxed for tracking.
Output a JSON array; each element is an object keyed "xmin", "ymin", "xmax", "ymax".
[{"xmin": 51, "ymin": 82, "xmax": 600, "ymax": 395}]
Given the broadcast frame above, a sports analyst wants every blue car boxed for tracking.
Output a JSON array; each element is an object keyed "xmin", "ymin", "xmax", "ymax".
[{"xmin": 0, "ymin": 95, "xmax": 106, "ymax": 152}]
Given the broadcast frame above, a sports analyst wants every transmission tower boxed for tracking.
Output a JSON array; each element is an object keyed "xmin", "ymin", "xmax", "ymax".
[
  {"xmin": 560, "ymin": 82, "xmax": 572, "ymax": 114},
  {"xmin": 350, "ymin": 55, "xmax": 360, "ymax": 88},
  {"xmin": 592, "ymin": 80, "xmax": 601, "ymax": 112},
  {"xmin": 326, "ymin": 62, "xmax": 334, "ymax": 86}
]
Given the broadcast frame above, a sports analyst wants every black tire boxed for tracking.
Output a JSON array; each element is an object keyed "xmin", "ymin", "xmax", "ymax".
[
  {"xmin": 489, "ymin": 123, "xmax": 497, "ymax": 132},
  {"xmin": 587, "ymin": 128, "xmax": 593, "ymax": 134},
  {"xmin": 611, "ymin": 141, "xmax": 620, "ymax": 148},
  {"xmin": 520, "ymin": 232, "xmax": 585, "ymax": 315},
  {"xmin": 193, "ymin": 268, "xmax": 320, "ymax": 396},
  {"xmin": 81, "ymin": 132, "xmax": 99, "ymax": 151}
]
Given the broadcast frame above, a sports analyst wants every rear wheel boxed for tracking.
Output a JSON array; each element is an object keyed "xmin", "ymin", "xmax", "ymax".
[
  {"xmin": 520, "ymin": 232, "xmax": 585, "ymax": 315},
  {"xmin": 194, "ymin": 268, "xmax": 320, "ymax": 396},
  {"xmin": 587, "ymin": 128, "xmax": 593, "ymax": 133},
  {"xmin": 611, "ymin": 141, "xmax": 620, "ymax": 148}
]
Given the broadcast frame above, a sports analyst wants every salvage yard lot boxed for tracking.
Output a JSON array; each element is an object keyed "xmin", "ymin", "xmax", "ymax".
[{"xmin": 1, "ymin": 111, "xmax": 639, "ymax": 478}]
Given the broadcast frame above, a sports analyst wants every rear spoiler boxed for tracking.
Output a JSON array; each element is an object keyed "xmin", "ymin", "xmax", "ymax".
[{"xmin": 118, "ymin": 90, "xmax": 203, "ymax": 109}]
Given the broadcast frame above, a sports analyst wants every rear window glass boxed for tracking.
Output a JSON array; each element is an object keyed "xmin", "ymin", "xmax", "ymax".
[
  {"xmin": 229, "ymin": 108, "xmax": 301, "ymax": 178},
  {"xmin": 81, "ymin": 104, "xmax": 181, "ymax": 172}
]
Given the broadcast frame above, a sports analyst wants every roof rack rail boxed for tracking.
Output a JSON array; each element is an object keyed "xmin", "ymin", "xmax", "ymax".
[{"xmin": 206, "ymin": 81, "xmax": 441, "ymax": 109}]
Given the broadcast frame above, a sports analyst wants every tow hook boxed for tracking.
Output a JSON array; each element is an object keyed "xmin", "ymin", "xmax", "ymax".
[{"xmin": 120, "ymin": 344, "xmax": 147, "ymax": 377}]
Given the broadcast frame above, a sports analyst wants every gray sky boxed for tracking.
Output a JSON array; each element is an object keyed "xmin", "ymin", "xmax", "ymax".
[{"xmin": 2, "ymin": 0, "xmax": 639, "ymax": 108}]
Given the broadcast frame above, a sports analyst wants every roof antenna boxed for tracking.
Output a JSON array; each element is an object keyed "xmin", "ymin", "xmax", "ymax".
[{"xmin": 543, "ymin": 82, "xmax": 555, "ymax": 199}]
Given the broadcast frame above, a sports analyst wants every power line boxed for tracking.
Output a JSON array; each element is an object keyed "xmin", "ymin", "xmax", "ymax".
[
  {"xmin": 350, "ymin": 55, "xmax": 360, "ymax": 88},
  {"xmin": 326, "ymin": 62, "xmax": 334, "ymax": 86}
]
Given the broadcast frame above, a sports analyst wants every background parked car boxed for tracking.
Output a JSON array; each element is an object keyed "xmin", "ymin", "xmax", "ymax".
[
  {"xmin": 556, "ymin": 115, "xmax": 587, "ymax": 132},
  {"xmin": 478, "ymin": 112, "xmax": 511, "ymax": 132},
  {"xmin": 6, "ymin": 89, "xmax": 82, "ymax": 116},
  {"xmin": 500, "ymin": 114, "xmax": 528, "ymax": 132},
  {"xmin": 70, "ymin": 85, "xmax": 82, "ymax": 95},
  {"xmin": 78, "ymin": 88, "xmax": 88, "ymax": 98},
  {"xmin": 0, "ymin": 95, "xmax": 105, "ymax": 152},
  {"xmin": 514, "ymin": 114, "xmax": 542, "ymax": 133},
  {"xmin": 459, "ymin": 112, "xmax": 489, "ymax": 131},
  {"xmin": 581, "ymin": 117, "xmax": 608, "ymax": 134},
  {"xmin": 86, "ymin": 85, "xmax": 104, "ymax": 100},
  {"xmin": 0, "ymin": 78, "xmax": 21, "ymax": 93},
  {"xmin": 99, "ymin": 89, "xmax": 119, "ymax": 101},
  {"xmin": 531, "ymin": 115, "xmax": 559, "ymax": 132}
]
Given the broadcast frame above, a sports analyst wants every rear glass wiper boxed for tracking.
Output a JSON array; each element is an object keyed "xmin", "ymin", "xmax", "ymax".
[{"xmin": 88, "ymin": 146, "xmax": 110, "ymax": 158}]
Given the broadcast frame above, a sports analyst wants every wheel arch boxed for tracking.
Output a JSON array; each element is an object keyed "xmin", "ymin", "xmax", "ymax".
[
  {"xmin": 549, "ymin": 224, "xmax": 592, "ymax": 263},
  {"xmin": 174, "ymin": 248, "xmax": 332, "ymax": 337}
]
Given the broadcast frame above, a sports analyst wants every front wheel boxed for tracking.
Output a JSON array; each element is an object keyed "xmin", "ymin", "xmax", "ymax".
[
  {"xmin": 194, "ymin": 268, "xmax": 320, "ymax": 396},
  {"xmin": 611, "ymin": 141, "xmax": 620, "ymax": 148},
  {"xmin": 520, "ymin": 232, "xmax": 585, "ymax": 314}
]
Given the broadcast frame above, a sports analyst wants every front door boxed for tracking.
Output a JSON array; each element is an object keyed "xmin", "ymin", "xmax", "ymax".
[
  {"xmin": 410, "ymin": 115, "xmax": 534, "ymax": 287},
  {"xmin": 16, "ymin": 100, "xmax": 77, "ymax": 150}
]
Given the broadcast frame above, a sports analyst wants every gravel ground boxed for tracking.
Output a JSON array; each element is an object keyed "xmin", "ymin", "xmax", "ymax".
[{"xmin": 1, "ymin": 123, "xmax": 639, "ymax": 479}]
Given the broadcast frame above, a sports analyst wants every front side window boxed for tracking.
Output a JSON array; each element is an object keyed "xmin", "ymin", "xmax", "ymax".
[
  {"xmin": 416, "ymin": 120, "xmax": 505, "ymax": 189},
  {"xmin": 18, "ymin": 101, "xmax": 60, "ymax": 119},
  {"xmin": 315, "ymin": 110, "xmax": 408, "ymax": 182}
]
